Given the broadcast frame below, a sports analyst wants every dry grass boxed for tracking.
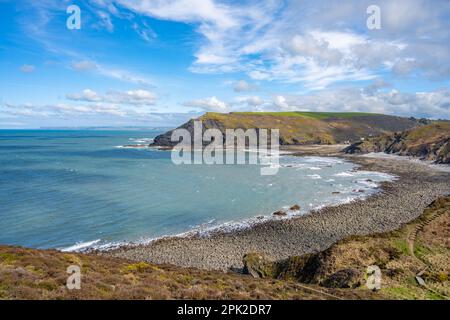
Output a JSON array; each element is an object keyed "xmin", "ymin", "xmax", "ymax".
[
  {"xmin": 229, "ymin": 112, "xmax": 381, "ymax": 120},
  {"xmin": 0, "ymin": 245, "xmax": 376, "ymax": 300},
  {"xmin": 0, "ymin": 197, "xmax": 448, "ymax": 300},
  {"xmin": 307, "ymin": 196, "xmax": 450, "ymax": 300},
  {"xmin": 199, "ymin": 112, "xmax": 416, "ymax": 145}
]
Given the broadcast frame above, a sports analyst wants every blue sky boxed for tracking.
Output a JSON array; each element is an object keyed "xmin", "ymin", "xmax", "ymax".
[{"xmin": 0, "ymin": 0, "xmax": 449, "ymax": 128}]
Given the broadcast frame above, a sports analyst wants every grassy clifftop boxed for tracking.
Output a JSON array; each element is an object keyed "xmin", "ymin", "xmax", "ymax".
[
  {"xmin": 228, "ymin": 111, "xmax": 383, "ymax": 119},
  {"xmin": 152, "ymin": 111, "xmax": 421, "ymax": 146},
  {"xmin": 345, "ymin": 121, "xmax": 450, "ymax": 163}
]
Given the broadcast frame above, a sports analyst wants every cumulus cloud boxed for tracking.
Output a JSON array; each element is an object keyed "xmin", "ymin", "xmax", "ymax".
[
  {"xmin": 66, "ymin": 89, "xmax": 157, "ymax": 105},
  {"xmin": 110, "ymin": 89, "xmax": 157, "ymax": 105},
  {"xmin": 183, "ymin": 96, "xmax": 228, "ymax": 112},
  {"xmin": 273, "ymin": 96, "xmax": 290, "ymax": 110},
  {"xmin": 66, "ymin": 89, "xmax": 103, "ymax": 102},
  {"xmin": 107, "ymin": 0, "xmax": 450, "ymax": 88},
  {"xmin": 267, "ymin": 87, "xmax": 450, "ymax": 119},
  {"xmin": 1, "ymin": 101, "xmax": 202, "ymax": 126},
  {"xmin": 285, "ymin": 34, "xmax": 343, "ymax": 66},
  {"xmin": 236, "ymin": 96, "xmax": 264, "ymax": 107}
]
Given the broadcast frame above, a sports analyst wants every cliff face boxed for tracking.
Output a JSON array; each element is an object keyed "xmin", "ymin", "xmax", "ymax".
[
  {"xmin": 344, "ymin": 121, "xmax": 450, "ymax": 164},
  {"xmin": 152, "ymin": 112, "xmax": 421, "ymax": 147}
]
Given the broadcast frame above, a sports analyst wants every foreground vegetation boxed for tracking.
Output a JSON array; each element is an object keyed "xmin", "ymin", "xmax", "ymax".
[
  {"xmin": 0, "ymin": 248, "xmax": 372, "ymax": 300},
  {"xmin": 243, "ymin": 196, "xmax": 449, "ymax": 300},
  {"xmin": 0, "ymin": 196, "xmax": 448, "ymax": 300}
]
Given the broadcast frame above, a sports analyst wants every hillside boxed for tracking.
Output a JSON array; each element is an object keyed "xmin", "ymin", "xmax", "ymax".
[
  {"xmin": 1, "ymin": 196, "xmax": 448, "ymax": 300},
  {"xmin": 242, "ymin": 196, "xmax": 450, "ymax": 300},
  {"xmin": 0, "ymin": 249, "xmax": 373, "ymax": 300},
  {"xmin": 151, "ymin": 112, "xmax": 421, "ymax": 147},
  {"xmin": 344, "ymin": 121, "xmax": 450, "ymax": 164}
]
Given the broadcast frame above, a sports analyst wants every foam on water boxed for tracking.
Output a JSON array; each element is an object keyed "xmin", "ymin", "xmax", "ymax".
[
  {"xmin": 61, "ymin": 239, "xmax": 101, "ymax": 252},
  {"xmin": 362, "ymin": 152, "xmax": 450, "ymax": 172},
  {"xmin": 0, "ymin": 130, "xmax": 397, "ymax": 252}
]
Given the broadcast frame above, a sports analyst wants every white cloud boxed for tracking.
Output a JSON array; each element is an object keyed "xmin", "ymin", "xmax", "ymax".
[
  {"xmin": 248, "ymin": 70, "xmax": 271, "ymax": 81},
  {"xmin": 66, "ymin": 89, "xmax": 157, "ymax": 105},
  {"xmin": 285, "ymin": 34, "xmax": 343, "ymax": 65},
  {"xmin": 2, "ymin": 102, "xmax": 126, "ymax": 117},
  {"xmin": 70, "ymin": 60, "xmax": 153, "ymax": 86},
  {"xmin": 233, "ymin": 80, "xmax": 257, "ymax": 92},
  {"xmin": 116, "ymin": 0, "xmax": 237, "ymax": 29},
  {"xmin": 273, "ymin": 95, "xmax": 289, "ymax": 110},
  {"xmin": 111, "ymin": 89, "xmax": 157, "ymax": 105},
  {"xmin": 9, "ymin": 88, "xmax": 161, "ymax": 120},
  {"xmin": 110, "ymin": 0, "xmax": 450, "ymax": 88},
  {"xmin": 66, "ymin": 89, "xmax": 103, "ymax": 102},
  {"xmin": 183, "ymin": 96, "xmax": 228, "ymax": 112},
  {"xmin": 236, "ymin": 96, "xmax": 263, "ymax": 107},
  {"xmin": 94, "ymin": 11, "xmax": 114, "ymax": 32},
  {"xmin": 97, "ymin": 65, "xmax": 153, "ymax": 86},
  {"xmin": 132, "ymin": 22, "xmax": 157, "ymax": 43},
  {"xmin": 20, "ymin": 64, "xmax": 36, "ymax": 73},
  {"xmin": 71, "ymin": 60, "xmax": 98, "ymax": 71},
  {"xmin": 266, "ymin": 86, "xmax": 450, "ymax": 119}
]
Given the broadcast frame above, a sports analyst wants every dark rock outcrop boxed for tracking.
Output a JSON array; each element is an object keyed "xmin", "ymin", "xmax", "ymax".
[
  {"xmin": 272, "ymin": 210, "xmax": 287, "ymax": 216},
  {"xmin": 243, "ymin": 253, "xmax": 278, "ymax": 278},
  {"xmin": 152, "ymin": 119, "xmax": 196, "ymax": 148},
  {"xmin": 321, "ymin": 269, "xmax": 362, "ymax": 289},
  {"xmin": 344, "ymin": 121, "xmax": 450, "ymax": 164}
]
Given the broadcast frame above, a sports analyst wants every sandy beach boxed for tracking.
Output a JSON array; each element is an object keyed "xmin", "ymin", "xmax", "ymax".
[{"xmin": 103, "ymin": 151, "xmax": 450, "ymax": 272}]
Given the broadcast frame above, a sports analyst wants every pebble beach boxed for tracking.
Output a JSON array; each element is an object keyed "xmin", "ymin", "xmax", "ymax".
[{"xmin": 104, "ymin": 153, "xmax": 450, "ymax": 271}]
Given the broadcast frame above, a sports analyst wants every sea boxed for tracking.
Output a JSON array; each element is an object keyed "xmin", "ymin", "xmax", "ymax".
[{"xmin": 0, "ymin": 129, "xmax": 395, "ymax": 251}]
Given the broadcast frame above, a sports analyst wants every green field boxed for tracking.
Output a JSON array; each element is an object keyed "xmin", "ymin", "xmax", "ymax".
[{"xmin": 229, "ymin": 111, "xmax": 381, "ymax": 120}]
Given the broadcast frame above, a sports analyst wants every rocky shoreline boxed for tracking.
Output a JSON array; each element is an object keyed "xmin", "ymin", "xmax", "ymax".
[{"xmin": 103, "ymin": 153, "xmax": 450, "ymax": 272}]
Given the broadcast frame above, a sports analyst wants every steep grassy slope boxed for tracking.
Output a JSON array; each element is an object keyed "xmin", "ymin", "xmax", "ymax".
[
  {"xmin": 1, "ymin": 196, "xmax": 448, "ymax": 300},
  {"xmin": 152, "ymin": 112, "xmax": 420, "ymax": 147},
  {"xmin": 0, "ymin": 246, "xmax": 374, "ymax": 300},
  {"xmin": 243, "ymin": 196, "xmax": 450, "ymax": 299},
  {"xmin": 345, "ymin": 121, "xmax": 450, "ymax": 163}
]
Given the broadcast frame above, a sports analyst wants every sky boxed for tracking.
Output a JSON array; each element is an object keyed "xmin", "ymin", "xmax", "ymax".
[{"xmin": 0, "ymin": 0, "xmax": 450, "ymax": 128}]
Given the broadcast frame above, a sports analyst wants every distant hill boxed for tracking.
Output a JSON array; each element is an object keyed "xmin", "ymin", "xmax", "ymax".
[
  {"xmin": 344, "ymin": 121, "xmax": 450, "ymax": 164},
  {"xmin": 151, "ymin": 112, "xmax": 422, "ymax": 147}
]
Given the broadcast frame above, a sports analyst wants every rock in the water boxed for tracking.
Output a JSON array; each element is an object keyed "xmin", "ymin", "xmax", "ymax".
[
  {"xmin": 289, "ymin": 204, "xmax": 301, "ymax": 211},
  {"xmin": 272, "ymin": 210, "xmax": 287, "ymax": 216},
  {"xmin": 242, "ymin": 253, "xmax": 277, "ymax": 278},
  {"xmin": 321, "ymin": 269, "xmax": 362, "ymax": 288}
]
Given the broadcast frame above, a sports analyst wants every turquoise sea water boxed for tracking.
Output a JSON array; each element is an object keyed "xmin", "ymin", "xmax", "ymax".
[{"xmin": 0, "ymin": 130, "xmax": 394, "ymax": 251}]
